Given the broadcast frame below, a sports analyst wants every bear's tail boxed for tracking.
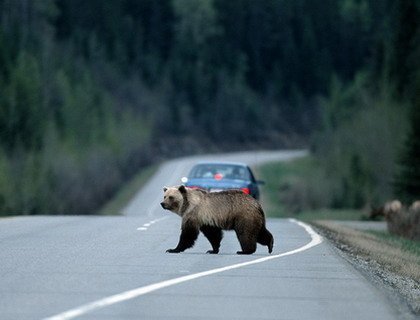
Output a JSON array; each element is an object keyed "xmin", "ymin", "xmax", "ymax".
[{"xmin": 257, "ymin": 227, "xmax": 274, "ymax": 254}]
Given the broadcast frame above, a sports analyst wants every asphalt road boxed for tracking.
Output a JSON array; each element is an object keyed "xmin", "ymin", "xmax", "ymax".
[{"xmin": 0, "ymin": 150, "xmax": 400, "ymax": 320}]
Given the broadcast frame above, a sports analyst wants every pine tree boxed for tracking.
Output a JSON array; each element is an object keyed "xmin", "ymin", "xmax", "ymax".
[
  {"xmin": 389, "ymin": 0, "xmax": 419, "ymax": 98},
  {"xmin": 394, "ymin": 99, "xmax": 420, "ymax": 204}
]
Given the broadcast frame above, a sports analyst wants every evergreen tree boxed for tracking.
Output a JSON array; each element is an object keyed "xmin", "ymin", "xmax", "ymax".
[
  {"xmin": 389, "ymin": 0, "xmax": 419, "ymax": 98},
  {"xmin": 394, "ymin": 100, "xmax": 420, "ymax": 204}
]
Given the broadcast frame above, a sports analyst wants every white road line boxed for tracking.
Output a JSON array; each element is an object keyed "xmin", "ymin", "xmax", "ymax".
[
  {"xmin": 149, "ymin": 217, "xmax": 168, "ymax": 224},
  {"xmin": 137, "ymin": 217, "xmax": 168, "ymax": 231},
  {"xmin": 42, "ymin": 219, "xmax": 322, "ymax": 320}
]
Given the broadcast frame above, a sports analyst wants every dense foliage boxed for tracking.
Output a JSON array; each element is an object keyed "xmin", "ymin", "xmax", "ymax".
[
  {"xmin": 51, "ymin": 0, "xmax": 380, "ymax": 139},
  {"xmin": 394, "ymin": 100, "xmax": 420, "ymax": 204},
  {"xmin": 302, "ymin": 0, "xmax": 419, "ymax": 210},
  {"xmin": 0, "ymin": 0, "xmax": 417, "ymax": 214}
]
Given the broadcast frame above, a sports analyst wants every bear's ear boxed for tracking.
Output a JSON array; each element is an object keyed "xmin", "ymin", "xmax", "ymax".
[
  {"xmin": 178, "ymin": 185, "xmax": 187, "ymax": 194},
  {"xmin": 163, "ymin": 187, "xmax": 168, "ymax": 192}
]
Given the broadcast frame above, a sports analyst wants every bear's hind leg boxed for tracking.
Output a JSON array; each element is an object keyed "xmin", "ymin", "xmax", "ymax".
[
  {"xmin": 235, "ymin": 230, "xmax": 257, "ymax": 255},
  {"xmin": 200, "ymin": 225, "xmax": 223, "ymax": 254},
  {"xmin": 257, "ymin": 227, "xmax": 274, "ymax": 254}
]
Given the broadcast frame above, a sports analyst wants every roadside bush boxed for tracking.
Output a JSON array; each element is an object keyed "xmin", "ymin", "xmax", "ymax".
[
  {"xmin": 384, "ymin": 200, "xmax": 420, "ymax": 241},
  {"xmin": 311, "ymin": 74, "xmax": 408, "ymax": 209},
  {"xmin": 271, "ymin": 75, "xmax": 409, "ymax": 214},
  {"xmin": 279, "ymin": 166, "xmax": 334, "ymax": 213},
  {"xmin": 0, "ymin": 111, "xmax": 153, "ymax": 215}
]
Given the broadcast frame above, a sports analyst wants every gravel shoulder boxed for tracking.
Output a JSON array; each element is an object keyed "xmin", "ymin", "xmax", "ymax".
[{"xmin": 312, "ymin": 220, "xmax": 420, "ymax": 319}]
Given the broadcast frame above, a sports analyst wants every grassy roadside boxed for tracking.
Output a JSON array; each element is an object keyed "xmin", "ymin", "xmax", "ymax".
[
  {"xmin": 313, "ymin": 220, "xmax": 420, "ymax": 280},
  {"xmin": 99, "ymin": 164, "xmax": 159, "ymax": 215},
  {"xmin": 369, "ymin": 230, "xmax": 420, "ymax": 258}
]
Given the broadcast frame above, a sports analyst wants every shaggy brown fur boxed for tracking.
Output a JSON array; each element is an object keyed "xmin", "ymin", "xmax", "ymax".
[{"xmin": 160, "ymin": 185, "xmax": 274, "ymax": 254}]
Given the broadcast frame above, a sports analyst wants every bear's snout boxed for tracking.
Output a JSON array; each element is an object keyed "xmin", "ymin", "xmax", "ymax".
[{"xmin": 160, "ymin": 202, "xmax": 168, "ymax": 209}]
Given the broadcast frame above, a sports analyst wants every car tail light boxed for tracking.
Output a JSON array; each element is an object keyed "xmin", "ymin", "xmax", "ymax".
[
  {"xmin": 214, "ymin": 173, "xmax": 223, "ymax": 180},
  {"xmin": 241, "ymin": 188, "xmax": 250, "ymax": 194}
]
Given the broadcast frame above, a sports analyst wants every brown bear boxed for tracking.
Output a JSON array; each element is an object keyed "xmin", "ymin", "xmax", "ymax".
[{"xmin": 160, "ymin": 185, "xmax": 274, "ymax": 254}]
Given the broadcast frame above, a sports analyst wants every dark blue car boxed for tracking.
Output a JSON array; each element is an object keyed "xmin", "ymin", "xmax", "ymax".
[{"xmin": 182, "ymin": 162, "xmax": 264, "ymax": 200}]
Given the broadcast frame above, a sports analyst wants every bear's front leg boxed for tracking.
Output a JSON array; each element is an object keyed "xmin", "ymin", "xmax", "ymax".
[{"xmin": 166, "ymin": 225, "xmax": 199, "ymax": 253}]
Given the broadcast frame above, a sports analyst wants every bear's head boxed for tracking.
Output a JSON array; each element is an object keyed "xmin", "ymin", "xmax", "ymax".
[{"xmin": 160, "ymin": 185, "xmax": 188, "ymax": 216}]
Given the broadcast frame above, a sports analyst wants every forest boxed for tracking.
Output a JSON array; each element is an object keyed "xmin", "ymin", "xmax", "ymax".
[{"xmin": 0, "ymin": 0, "xmax": 418, "ymax": 214}]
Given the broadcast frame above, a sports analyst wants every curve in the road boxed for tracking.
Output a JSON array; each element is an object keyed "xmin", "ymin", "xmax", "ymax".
[{"xmin": 43, "ymin": 219, "xmax": 322, "ymax": 320}]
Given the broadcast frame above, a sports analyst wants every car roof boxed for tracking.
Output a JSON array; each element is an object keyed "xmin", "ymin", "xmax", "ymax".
[{"xmin": 192, "ymin": 161, "xmax": 249, "ymax": 167}]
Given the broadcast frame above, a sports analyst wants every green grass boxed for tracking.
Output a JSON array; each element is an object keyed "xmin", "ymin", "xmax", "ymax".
[
  {"xmin": 295, "ymin": 209, "xmax": 363, "ymax": 221},
  {"xmin": 368, "ymin": 230, "xmax": 420, "ymax": 258},
  {"xmin": 256, "ymin": 157, "xmax": 310, "ymax": 218},
  {"xmin": 256, "ymin": 157, "xmax": 363, "ymax": 220},
  {"xmin": 99, "ymin": 164, "xmax": 159, "ymax": 215}
]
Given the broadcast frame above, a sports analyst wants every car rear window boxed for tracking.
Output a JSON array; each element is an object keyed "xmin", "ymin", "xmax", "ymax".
[{"xmin": 189, "ymin": 164, "xmax": 251, "ymax": 181}]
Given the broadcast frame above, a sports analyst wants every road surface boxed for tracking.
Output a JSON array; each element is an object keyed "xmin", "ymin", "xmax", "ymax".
[{"xmin": 0, "ymin": 150, "xmax": 399, "ymax": 319}]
